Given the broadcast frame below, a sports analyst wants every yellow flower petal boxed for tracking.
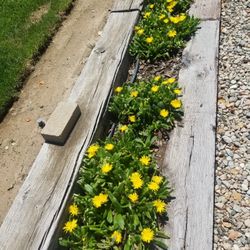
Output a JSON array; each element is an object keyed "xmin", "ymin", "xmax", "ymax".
[
  {"xmin": 129, "ymin": 115, "xmax": 136, "ymax": 123},
  {"xmin": 170, "ymin": 99, "xmax": 182, "ymax": 108},
  {"xmin": 130, "ymin": 91, "xmax": 138, "ymax": 97},
  {"xmin": 128, "ymin": 192, "xmax": 138, "ymax": 203},
  {"xmin": 146, "ymin": 36, "xmax": 154, "ymax": 43},
  {"xmin": 69, "ymin": 204, "xmax": 79, "ymax": 216},
  {"xmin": 115, "ymin": 86, "xmax": 123, "ymax": 93},
  {"xmin": 160, "ymin": 109, "xmax": 169, "ymax": 118},
  {"xmin": 111, "ymin": 231, "xmax": 122, "ymax": 244},
  {"xmin": 151, "ymin": 85, "xmax": 159, "ymax": 92},
  {"xmin": 141, "ymin": 228, "xmax": 154, "ymax": 243},
  {"xmin": 139, "ymin": 155, "xmax": 151, "ymax": 166},
  {"xmin": 167, "ymin": 30, "xmax": 177, "ymax": 38},
  {"xmin": 119, "ymin": 124, "xmax": 128, "ymax": 132},
  {"xmin": 152, "ymin": 175, "xmax": 163, "ymax": 184},
  {"xmin": 148, "ymin": 181, "xmax": 160, "ymax": 191},
  {"xmin": 101, "ymin": 163, "xmax": 113, "ymax": 174},
  {"xmin": 105, "ymin": 143, "xmax": 114, "ymax": 151},
  {"xmin": 63, "ymin": 219, "xmax": 78, "ymax": 233},
  {"xmin": 153, "ymin": 199, "xmax": 166, "ymax": 213}
]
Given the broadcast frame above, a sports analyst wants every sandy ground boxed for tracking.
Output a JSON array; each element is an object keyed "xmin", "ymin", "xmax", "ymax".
[{"xmin": 0, "ymin": 0, "xmax": 113, "ymax": 224}]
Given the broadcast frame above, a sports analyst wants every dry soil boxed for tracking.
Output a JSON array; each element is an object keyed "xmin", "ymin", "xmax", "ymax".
[{"xmin": 0, "ymin": 0, "xmax": 113, "ymax": 224}]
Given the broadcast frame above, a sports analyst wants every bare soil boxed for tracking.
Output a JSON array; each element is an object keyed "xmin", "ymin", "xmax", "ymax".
[{"xmin": 0, "ymin": 0, "xmax": 113, "ymax": 224}]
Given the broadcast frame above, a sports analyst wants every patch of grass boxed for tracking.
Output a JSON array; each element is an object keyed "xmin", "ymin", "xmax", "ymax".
[{"xmin": 0, "ymin": 0, "xmax": 74, "ymax": 119}]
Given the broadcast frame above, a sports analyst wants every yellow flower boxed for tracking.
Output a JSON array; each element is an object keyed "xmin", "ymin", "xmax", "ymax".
[
  {"xmin": 128, "ymin": 192, "xmax": 138, "ymax": 203},
  {"xmin": 146, "ymin": 36, "xmax": 153, "ymax": 43},
  {"xmin": 167, "ymin": 6, "xmax": 173, "ymax": 12},
  {"xmin": 151, "ymin": 85, "xmax": 159, "ymax": 92},
  {"xmin": 167, "ymin": 1, "xmax": 177, "ymax": 12},
  {"xmin": 144, "ymin": 12, "xmax": 151, "ymax": 19},
  {"xmin": 112, "ymin": 231, "xmax": 122, "ymax": 244},
  {"xmin": 115, "ymin": 86, "xmax": 123, "ymax": 93},
  {"xmin": 169, "ymin": 16, "xmax": 181, "ymax": 24},
  {"xmin": 167, "ymin": 0, "xmax": 174, "ymax": 2},
  {"xmin": 171, "ymin": 99, "xmax": 182, "ymax": 108},
  {"xmin": 105, "ymin": 143, "xmax": 114, "ymax": 151},
  {"xmin": 162, "ymin": 77, "xmax": 176, "ymax": 85},
  {"xmin": 92, "ymin": 193, "xmax": 108, "ymax": 208},
  {"xmin": 160, "ymin": 109, "xmax": 169, "ymax": 118},
  {"xmin": 129, "ymin": 115, "xmax": 136, "ymax": 123},
  {"xmin": 167, "ymin": 30, "xmax": 177, "ymax": 37},
  {"xmin": 139, "ymin": 155, "xmax": 151, "ymax": 166},
  {"xmin": 130, "ymin": 90, "xmax": 138, "ymax": 97},
  {"xmin": 134, "ymin": 26, "xmax": 140, "ymax": 31},
  {"xmin": 99, "ymin": 193, "xmax": 108, "ymax": 203},
  {"xmin": 149, "ymin": 4, "xmax": 154, "ymax": 9},
  {"xmin": 141, "ymin": 228, "xmax": 154, "ymax": 243},
  {"xmin": 130, "ymin": 172, "xmax": 144, "ymax": 189},
  {"xmin": 152, "ymin": 175, "xmax": 163, "ymax": 184},
  {"xmin": 63, "ymin": 219, "xmax": 78, "ymax": 233},
  {"xmin": 179, "ymin": 13, "xmax": 186, "ymax": 21},
  {"xmin": 101, "ymin": 163, "xmax": 113, "ymax": 174},
  {"xmin": 153, "ymin": 199, "xmax": 166, "ymax": 213},
  {"xmin": 87, "ymin": 144, "xmax": 100, "ymax": 158},
  {"xmin": 137, "ymin": 29, "xmax": 144, "ymax": 35},
  {"xmin": 174, "ymin": 89, "xmax": 181, "ymax": 94},
  {"xmin": 119, "ymin": 124, "xmax": 128, "ymax": 132},
  {"xmin": 154, "ymin": 75, "xmax": 161, "ymax": 81},
  {"xmin": 168, "ymin": 1, "xmax": 177, "ymax": 8},
  {"xmin": 159, "ymin": 14, "xmax": 166, "ymax": 20},
  {"xmin": 148, "ymin": 181, "xmax": 160, "ymax": 191},
  {"xmin": 163, "ymin": 18, "xmax": 169, "ymax": 24},
  {"xmin": 69, "ymin": 204, "xmax": 79, "ymax": 216}
]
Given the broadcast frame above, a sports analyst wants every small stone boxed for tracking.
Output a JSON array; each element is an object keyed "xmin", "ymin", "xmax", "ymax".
[
  {"xmin": 233, "ymin": 204, "xmax": 241, "ymax": 213},
  {"xmin": 222, "ymin": 135, "xmax": 232, "ymax": 144},
  {"xmin": 215, "ymin": 203, "xmax": 224, "ymax": 209},
  {"xmin": 231, "ymin": 191, "xmax": 242, "ymax": 201},
  {"xmin": 245, "ymin": 219, "xmax": 250, "ymax": 228},
  {"xmin": 223, "ymin": 222, "xmax": 232, "ymax": 228},
  {"xmin": 228, "ymin": 230, "xmax": 241, "ymax": 240}
]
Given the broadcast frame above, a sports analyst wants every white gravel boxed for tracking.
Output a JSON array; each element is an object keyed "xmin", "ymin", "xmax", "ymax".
[{"xmin": 214, "ymin": 0, "xmax": 250, "ymax": 249}]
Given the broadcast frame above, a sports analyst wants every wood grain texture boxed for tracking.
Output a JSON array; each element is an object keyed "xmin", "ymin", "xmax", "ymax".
[
  {"xmin": 0, "ymin": 1, "xmax": 140, "ymax": 249},
  {"xmin": 190, "ymin": 0, "xmax": 221, "ymax": 20},
  {"xmin": 112, "ymin": 0, "xmax": 144, "ymax": 11},
  {"xmin": 162, "ymin": 20, "xmax": 219, "ymax": 250}
]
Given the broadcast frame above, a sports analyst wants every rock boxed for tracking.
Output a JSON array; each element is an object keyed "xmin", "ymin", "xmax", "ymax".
[
  {"xmin": 228, "ymin": 230, "xmax": 241, "ymax": 240},
  {"xmin": 222, "ymin": 135, "xmax": 232, "ymax": 144},
  {"xmin": 244, "ymin": 219, "xmax": 250, "ymax": 228},
  {"xmin": 231, "ymin": 191, "xmax": 242, "ymax": 201}
]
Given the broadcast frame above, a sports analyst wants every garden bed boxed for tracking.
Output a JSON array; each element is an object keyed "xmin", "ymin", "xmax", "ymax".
[{"xmin": 0, "ymin": 0, "xmax": 220, "ymax": 249}]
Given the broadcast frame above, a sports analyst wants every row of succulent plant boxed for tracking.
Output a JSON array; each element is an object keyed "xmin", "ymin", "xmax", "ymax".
[{"xmin": 60, "ymin": 0, "xmax": 199, "ymax": 249}]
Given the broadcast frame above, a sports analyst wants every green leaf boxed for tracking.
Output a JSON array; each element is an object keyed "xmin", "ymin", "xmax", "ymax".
[
  {"xmin": 114, "ymin": 214, "xmax": 125, "ymax": 230},
  {"xmin": 107, "ymin": 210, "xmax": 113, "ymax": 224},
  {"xmin": 108, "ymin": 192, "xmax": 122, "ymax": 213},
  {"xmin": 84, "ymin": 184, "xmax": 94, "ymax": 195},
  {"xmin": 154, "ymin": 239, "xmax": 168, "ymax": 249}
]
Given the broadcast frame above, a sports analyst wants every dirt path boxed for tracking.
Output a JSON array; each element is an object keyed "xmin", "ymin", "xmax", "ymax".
[{"xmin": 0, "ymin": 0, "xmax": 113, "ymax": 224}]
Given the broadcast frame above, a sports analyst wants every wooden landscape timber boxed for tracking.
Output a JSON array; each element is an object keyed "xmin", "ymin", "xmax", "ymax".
[
  {"xmin": 162, "ymin": 0, "xmax": 221, "ymax": 249},
  {"xmin": 0, "ymin": 0, "xmax": 144, "ymax": 249}
]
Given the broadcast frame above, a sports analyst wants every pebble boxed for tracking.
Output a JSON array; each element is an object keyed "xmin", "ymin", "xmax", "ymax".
[{"xmin": 214, "ymin": 0, "xmax": 250, "ymax": 249}]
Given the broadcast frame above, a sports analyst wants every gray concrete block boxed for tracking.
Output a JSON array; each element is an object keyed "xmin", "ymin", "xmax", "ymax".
[{"xmin": 41, "ymin": 101, "xmax": 81, "ymax": 145}]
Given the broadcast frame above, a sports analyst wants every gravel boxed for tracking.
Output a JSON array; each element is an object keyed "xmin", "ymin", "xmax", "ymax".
[{"xmin": 214, "ymin": 0, "xmax": 250, "ymax": 249}]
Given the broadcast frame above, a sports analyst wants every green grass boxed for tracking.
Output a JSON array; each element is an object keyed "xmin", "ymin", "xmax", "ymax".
[{"xmin": 0, "ymin": 0, "xmax": 74, "ymax": 119}]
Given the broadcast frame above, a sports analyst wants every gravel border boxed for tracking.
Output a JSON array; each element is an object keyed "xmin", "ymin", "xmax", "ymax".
[{"xmin": 214, "ymin": 0, "xmax": 250, "ymax": 249}]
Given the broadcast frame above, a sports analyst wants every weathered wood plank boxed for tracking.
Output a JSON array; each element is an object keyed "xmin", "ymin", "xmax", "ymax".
[
  {"xmin": 162, "ymin": 20, "xmax": 219, "ymax": 250},
  {"xmin": 0, "ymin": 1, "xmax": 141, "ymax": 249},
  {"xmin": 190, "ymin": 0, "xmax": 221, "ymax": 20},
  {"xmin": 112, "ymin": 0, "xmax": 144, "ymax": 11}
]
